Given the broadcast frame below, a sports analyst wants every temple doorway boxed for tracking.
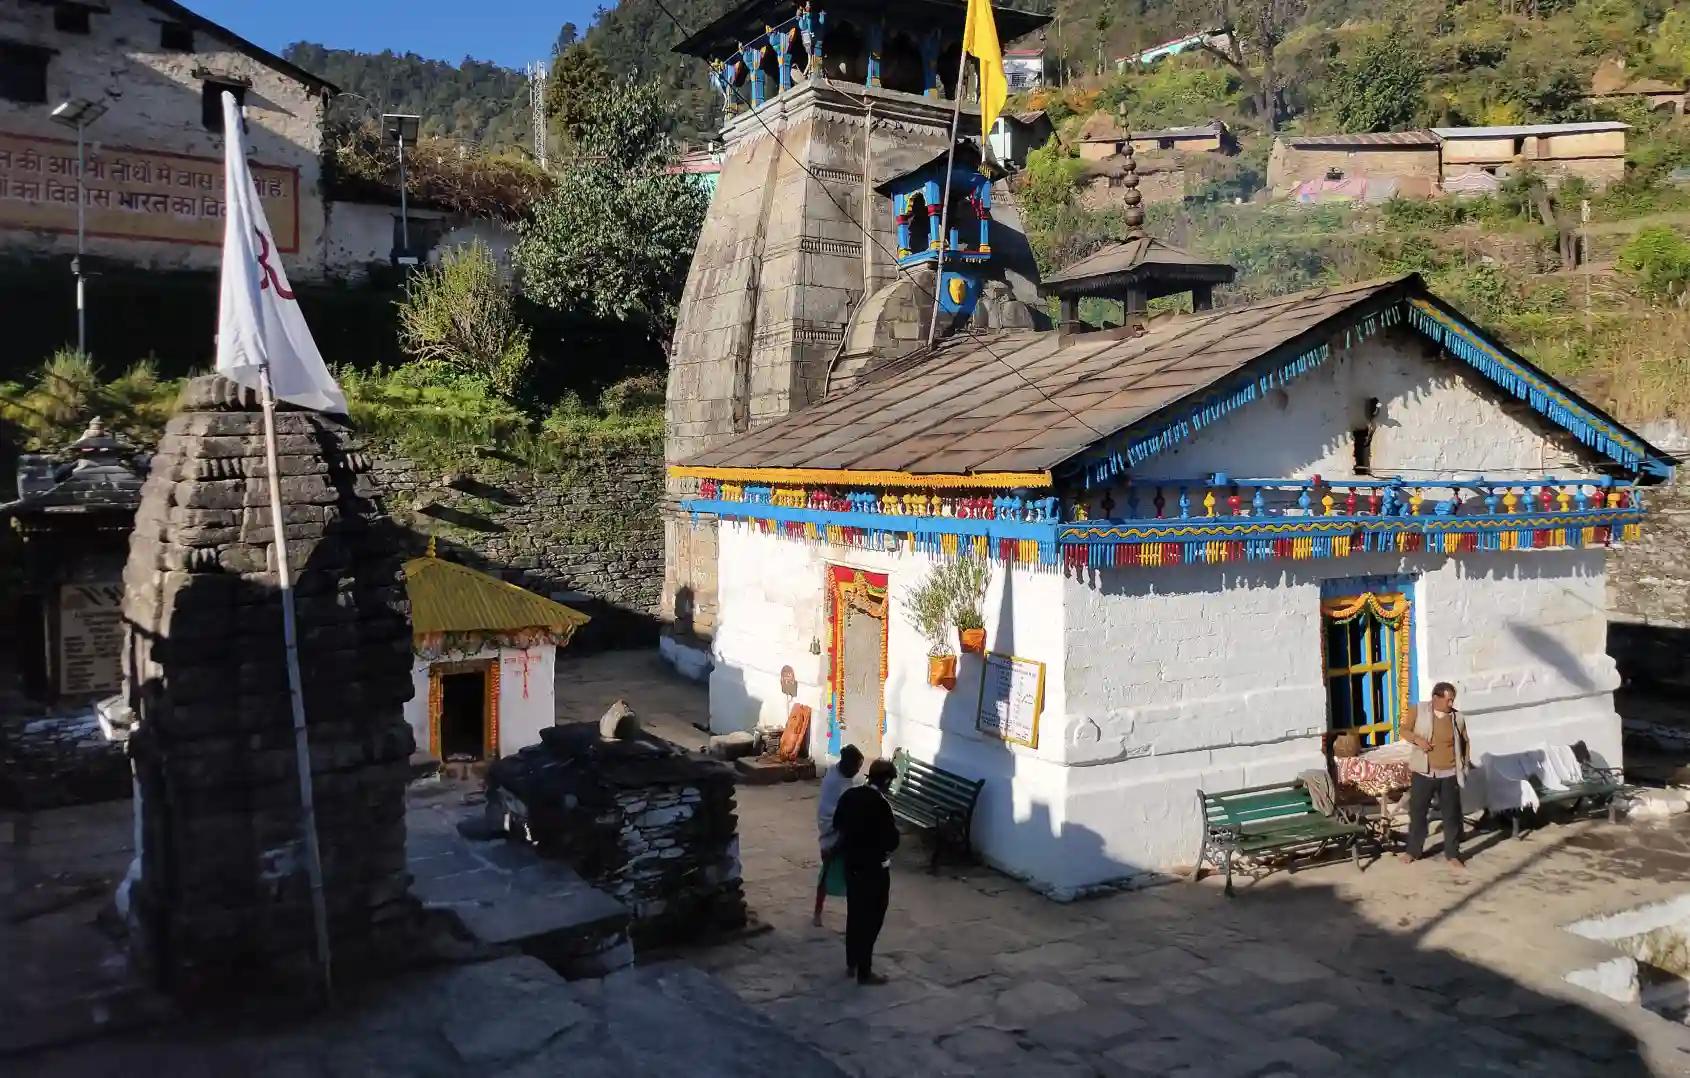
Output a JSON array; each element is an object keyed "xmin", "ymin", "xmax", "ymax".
[
  {"xmin": 428, "ymin": 658, "xmax": 499, "ymax": 763},
  {"xmin": 829, "ymin": 566, "xmax": 888, "ymax": 759},
  {"xmin": 441, "ymin": 671, "xmax": 486, "ymax": 760}
]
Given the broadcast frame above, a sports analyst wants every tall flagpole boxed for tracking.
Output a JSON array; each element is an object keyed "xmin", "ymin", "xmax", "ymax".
[
  {"xmin": 258, "ymin": 362, "xmax": 333, "ymax": 1000},
  {"xmin": 926, "ymin": 47, "xmax": 973, "ymax": 346}
]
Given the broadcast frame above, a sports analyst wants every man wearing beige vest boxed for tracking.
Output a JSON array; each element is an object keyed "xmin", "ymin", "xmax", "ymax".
[{"xmin": 1399, "ymin": 682, "xmax": 1472, "ymax": 871}]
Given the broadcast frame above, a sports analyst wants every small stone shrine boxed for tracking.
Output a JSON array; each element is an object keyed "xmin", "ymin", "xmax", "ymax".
[
  {"xmin": 487, "ymin": 708, "xmax": 746, "ymax": 945},
  {"xmin": 121, "ymin": 376, "xmax": 418, "ymax": 996},
  {"xmin": 0, "ymin": 418, "xmax": 147, "ymax": 807},
  {"xmin": 5, "ymin": 417, "xmax": 147, "ymax": 704}
]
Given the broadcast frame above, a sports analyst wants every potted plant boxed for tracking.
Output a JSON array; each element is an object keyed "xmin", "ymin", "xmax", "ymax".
[
  {"xmin": 949, "ymin": 556, "xmax": 990, "ymax": 655},
  {"xmin": 906, "ymin": 570, "xmax": 957, "ymax": 688}
]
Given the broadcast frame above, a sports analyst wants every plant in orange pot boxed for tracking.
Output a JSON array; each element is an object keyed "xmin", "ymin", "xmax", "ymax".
[
  {"xmin": 906, "ymin": 567, "xmax": 957, "ymax": 689},
  {"xmin": 949, "ymin": 556, "xmax": 991, "ymax": 655}
]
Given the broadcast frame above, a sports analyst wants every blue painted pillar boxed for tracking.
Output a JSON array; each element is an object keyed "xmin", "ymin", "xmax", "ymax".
[
  {"xmin": 923, "ymin": 179, "xmax": 942, "ymax": 249},
  {"xmin": 799, "ymin": 6, "xmax": 825, "ymax": 81},
  {"xmin": 977, "ymin": 179, "xmax": 992, "ymax": 252},
  {"xmin": 895, "ymin": 193, "xmax": 911, "ymax": 257},
  {"xmin": 866, "ymin": 21, "xmax": 883, "ymax": 87},
  {"xmin": 743, "ymin": 44, "xmax": 765, "ymax": 106},
  {"xmin": 920, "ymin": 30, "xmax": 941, "ymax": 98},
  {"xmin": 771, "ymin": 26, "xmax": 793, "ymax": 92}
]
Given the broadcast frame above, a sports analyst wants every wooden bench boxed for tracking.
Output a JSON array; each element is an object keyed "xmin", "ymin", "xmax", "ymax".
[
  {"xmin": 1508, "ymin": 762, "xmax": 1626, "ymax": 838},
  {"xmin": 888, "ymin": 748, "xmax": 985, "ymax": 871},
  {"xmin": 1197, "ymin": 781, "xmax": 1372, "ymax": 896}
]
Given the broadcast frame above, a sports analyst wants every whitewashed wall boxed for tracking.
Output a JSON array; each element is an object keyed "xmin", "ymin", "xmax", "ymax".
[
  {"xmin": 711, "ymin": 525, "xmax": 1076, "ymax": 884},
  {"xmin": 404, "ymin": 642, "xmax": 558, "ymax": 761},
  {"xmin": 1051, "ymin": 547, "xmax": 1619, "ymax": 894},
  {"xmin": 321, "ymin": 200, "xmax": 518, "ymax": 281},
  {"xmin": 0, "ymin": 0, "xmax": 329, "ymax": 275},
  {"xmin": 1128, "ymin": 334, "xmax": 1587, "ymax": 490}
]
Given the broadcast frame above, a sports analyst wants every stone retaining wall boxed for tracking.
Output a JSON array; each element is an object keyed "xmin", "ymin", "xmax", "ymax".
[
  {"xmin": 369, "ymin": 442, "xmax": 664, "ymax": 649},
  {"xmin": 1608, "ymin": 421, "xmax": 1690, "ymax": 693}
]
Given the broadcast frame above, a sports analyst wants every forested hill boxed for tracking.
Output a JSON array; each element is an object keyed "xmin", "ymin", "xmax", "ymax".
[
  {"xmin": 281, "ymin": 43, "xmax": 533, "ymax": 149},
  {"xmin": 581, "ymin": 0, "xmax": 731, "ymax": 142}
]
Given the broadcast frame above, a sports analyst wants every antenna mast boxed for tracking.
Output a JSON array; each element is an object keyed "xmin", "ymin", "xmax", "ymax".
[{"xmin": 528, "ymin": 61, "xmax": 548, "ymax": 169}]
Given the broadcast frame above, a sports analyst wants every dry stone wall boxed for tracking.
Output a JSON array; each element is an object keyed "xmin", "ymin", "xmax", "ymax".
[
  {"xmin": 1608, "ymin": 422, "xmax": 1690, "ymax": 692},
  {"xmin": 369, "ymin": 441, "xmax": 664, "ymax": 648}
]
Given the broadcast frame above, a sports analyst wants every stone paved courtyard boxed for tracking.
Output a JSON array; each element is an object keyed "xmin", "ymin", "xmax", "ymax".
[
  {"xmin": 562, "ymin": 651, "xmax": 1690, "ymax": 1077},
  {"xmin": 5, "ymin": 650, "xmax": 1690, "ymax": 1074}
]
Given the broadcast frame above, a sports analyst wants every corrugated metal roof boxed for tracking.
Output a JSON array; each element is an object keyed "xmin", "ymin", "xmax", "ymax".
[
  {"xmin": 1132, "ymin": 122, "xmax": 1226, "ymax": 140},
  {"xmin": 682, "ymin": 278, "xmax": 1412, "ymax": 477},
  {"xmin": 1286, "ymin": 131, "xmax": 1439, "ymax": 148},
  {"xmin": 1431, "ymin": 122, "xmax": 1630, "ymax": 138},
  {"xmin": 404, "ymin": 555, "xmax": 590, "ymax": 637}
]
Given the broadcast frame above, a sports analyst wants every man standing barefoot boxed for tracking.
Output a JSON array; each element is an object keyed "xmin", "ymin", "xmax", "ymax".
[
  {"xmin": 1400, "ymin": 682, "xmax": 1472, "ymax": 871},
  {"xmin": 833, "ymin": 758, "xmax": 900, "ymax": 985}
]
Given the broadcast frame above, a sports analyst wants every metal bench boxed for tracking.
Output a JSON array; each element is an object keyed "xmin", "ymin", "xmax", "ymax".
[
  {"xmin": 1508, "ymin": 762, "xmax": 1626, "ymax": 838},
  {"xmin": 888, "ymin": 748, "xmax": 985, "ymax": 871},
  {"xmin": 1197, "ymin": 781, "xmax": 1371, "ymax": 896}
]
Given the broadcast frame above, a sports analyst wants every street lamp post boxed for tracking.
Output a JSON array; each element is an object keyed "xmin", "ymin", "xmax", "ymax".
[
  {"xmin": 381, "ymin": 114, "xmax": 421, "ymax": 266},
  {"xmin": 50, "ymin": 98, "xmax": 108, "ymax": 355}
]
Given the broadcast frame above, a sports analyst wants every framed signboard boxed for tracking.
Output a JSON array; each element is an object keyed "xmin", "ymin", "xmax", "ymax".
[
  {"xmin": 58, "ymin": 583, "xmax": 123, "ymax": 696},
  {"xmin": 976, "ymin": 651, "xmax": 1044, "ymax": 748}
]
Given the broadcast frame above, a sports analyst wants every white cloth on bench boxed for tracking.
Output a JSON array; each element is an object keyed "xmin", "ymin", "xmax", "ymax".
[
  {"xmin": 1480, "ymin": 751, "xmax": 1543, "ymax": 814},
  {"xmin": 1478, "ymin": 743, "xmax": 1590, "ymax": 815}
]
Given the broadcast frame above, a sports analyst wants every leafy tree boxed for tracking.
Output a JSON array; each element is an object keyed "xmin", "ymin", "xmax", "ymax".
[
  {"xmin": 1325, "ymin": 35, "xmax": 1426, "ymax": 132},
  {"xmin": 554, "ymin": 21, "xmax": 580, "ymax": 56},
  {"xmin": 547, "ymin": 43, "xmax": 613, "ymax": 147},
  {"xmin": 396, "ymin": 241, "xmax": 533, "ymax": 397},
  {"xmin": 514, "ymin": 79, "xmax": 709, "ymax": 348}
]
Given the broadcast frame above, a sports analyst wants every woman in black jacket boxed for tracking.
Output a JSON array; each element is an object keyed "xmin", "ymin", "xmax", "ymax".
[{"xmin": 832, "ymin": 757, "xmax": 900, "ymax": 985}]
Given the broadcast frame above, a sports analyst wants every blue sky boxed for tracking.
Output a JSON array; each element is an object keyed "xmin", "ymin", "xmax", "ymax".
[{"xmin": 188, "ymin": 0, "xmax": 601, "ymax": 69}]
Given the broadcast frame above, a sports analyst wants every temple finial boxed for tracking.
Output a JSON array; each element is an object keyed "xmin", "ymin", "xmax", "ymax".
[
  {"xmin": 1120, "ymin": 137, "xmax": 1144, "ymax": 237},
  {"xmin": 426, "ymin": 535, "xmax": 438, "ymax": 558}
]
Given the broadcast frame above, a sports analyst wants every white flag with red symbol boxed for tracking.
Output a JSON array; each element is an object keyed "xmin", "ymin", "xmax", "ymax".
[{"xmin": 214, "ymin": 91, "xmax": 346, "ymax": 413}]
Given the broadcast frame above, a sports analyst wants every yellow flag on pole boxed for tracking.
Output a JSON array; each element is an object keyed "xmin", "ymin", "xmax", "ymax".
[{"xmin": 963, "ymin": 0, "xmax": 1007, "ymax": 145}]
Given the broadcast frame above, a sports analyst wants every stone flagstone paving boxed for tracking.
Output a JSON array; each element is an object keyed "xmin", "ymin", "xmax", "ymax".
[
  {"xmin": 698, "ymin": 778, "xmax": 1690, "ymax": 1076},
  {"xmin": 555, "ymin": 653, "xmax": 1690, "ymax": 1076}
]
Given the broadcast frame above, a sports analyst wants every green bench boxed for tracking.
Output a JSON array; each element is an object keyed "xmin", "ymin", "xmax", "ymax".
[
  {"xmin": 1197, "ymin": 781, "xmax": 1372, "ymax": 896},
  {"xmin": 889, "ymin": 748, "xmax": 985, "ymax": 871},
  {"xmin": 1508, "ymin": 762, "xmax": 1626, "ymax": 838}
]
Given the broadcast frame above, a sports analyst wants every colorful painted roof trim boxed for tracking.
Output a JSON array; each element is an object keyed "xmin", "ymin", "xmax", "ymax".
[
  {"xmin": 667, "ymin": 466, "xmax": 1052, "ymax": 489},
  {"xmin": 685, "ymin": 475, "xmax": 1645, "ymax": 568},
  {"xmin": 1404, "ymin": 297, "xmax": 1670, "ymax": 478}
]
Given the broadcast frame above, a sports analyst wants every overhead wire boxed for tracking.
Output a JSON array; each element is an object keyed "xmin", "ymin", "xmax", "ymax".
[{"xmin": 646, "ymin": 0, "xmax": 1107, "ymax": 440}]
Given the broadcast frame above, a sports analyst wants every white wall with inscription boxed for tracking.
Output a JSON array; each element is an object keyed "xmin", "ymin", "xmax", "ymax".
[{"xmin": 0, "ymin": 0, "xmax": 330, "ymax": 277}]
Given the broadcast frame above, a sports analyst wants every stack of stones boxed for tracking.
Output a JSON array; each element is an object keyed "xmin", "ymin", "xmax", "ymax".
[
  {"xmin": 0, "ymin": 708, "xmax": 130, "ymax": 809},
  {"xmin": 121, "ymin": 376, "xmax": 419, "ymax": 998},
  {"xmin": 488, "ymin": 716, "xmax": 746, "ymax": 946}
]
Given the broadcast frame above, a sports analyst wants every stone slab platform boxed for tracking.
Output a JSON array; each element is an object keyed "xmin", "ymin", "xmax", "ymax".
[
  {"xmin": 23, "ymin": 956, "xmax": 848, "ymax": 1076},
  {"xmin": 407, "ymin": 783, "xmax": 633, "ymax": 979}
]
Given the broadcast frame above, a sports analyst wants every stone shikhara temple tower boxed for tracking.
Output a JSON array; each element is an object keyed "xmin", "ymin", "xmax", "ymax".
[
  {"xmin": 661, "ymin": 0, "xmax": 1052, "ymax": 677},
  {"xmin": 121, "ymin": 376, "xmax": 417, "ymax": 995}
]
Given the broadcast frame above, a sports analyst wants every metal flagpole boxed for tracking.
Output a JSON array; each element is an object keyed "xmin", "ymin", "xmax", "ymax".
[
  {"xmin": 257, "ymin": 362, "xmax": 334, "ymax": 1000},
  {"xmin": 926, "ymin": 47, "xmax": 973, "ymax": 346}
]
